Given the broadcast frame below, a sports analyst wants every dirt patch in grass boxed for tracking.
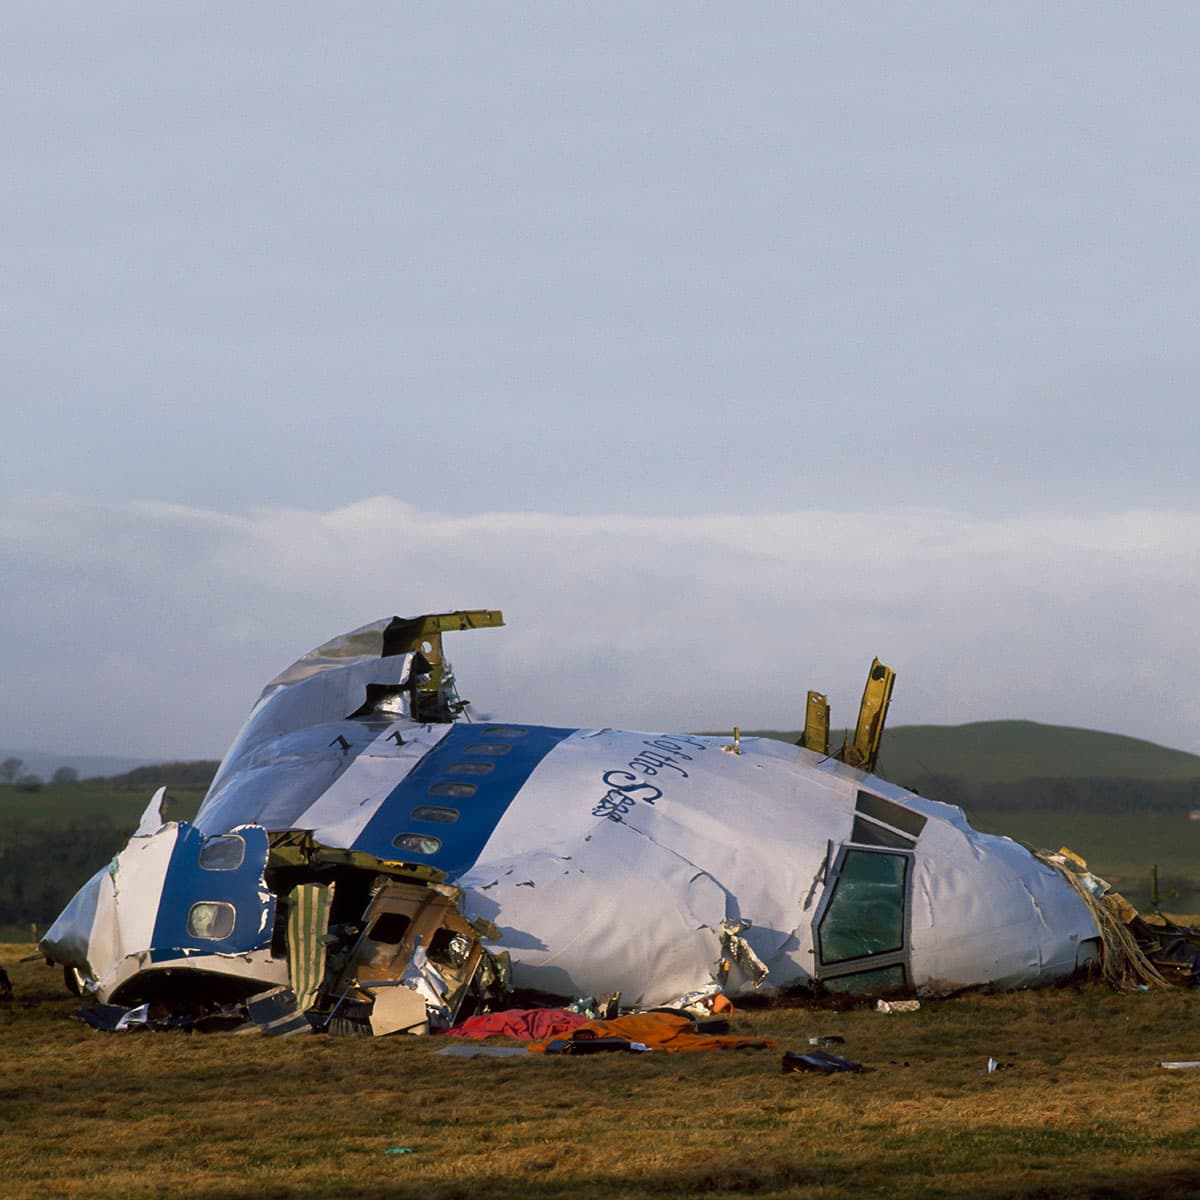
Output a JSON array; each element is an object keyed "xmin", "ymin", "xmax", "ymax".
[{"xmin": 3, "ymin": 944, "xmax": 1200, "ymax": 1199}]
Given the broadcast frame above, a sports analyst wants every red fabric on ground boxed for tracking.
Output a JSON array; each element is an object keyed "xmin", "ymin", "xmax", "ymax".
[
  {"xmin": 446, "ymin": 1008, "xmax": 591, "ymax": 1041},
  {"xmin": 528, "ymin": 1010, "xmax": 774, "ymax": 1053}
]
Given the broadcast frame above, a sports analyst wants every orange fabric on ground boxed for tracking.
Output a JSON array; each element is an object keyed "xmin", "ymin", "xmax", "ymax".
[{"xmin": 527, "ymin": 1010, "xmax": 773, "ymax": 1053}]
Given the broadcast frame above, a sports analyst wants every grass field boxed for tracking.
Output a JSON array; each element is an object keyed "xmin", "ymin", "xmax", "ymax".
[
  {"xmin": 0, "ymin": 783, "xmax": 206, "ymax": 829},
  {"xmin": 5, "ymin": 749, "xmax": 1200, "ymax": 1197},
  {"xmin": 0, "ymin": 785, "xmax": 207, "ymax": 941},
  {"xmin": 3, "ymin": 944, "xmax": 1200, "ymax": 1199}
]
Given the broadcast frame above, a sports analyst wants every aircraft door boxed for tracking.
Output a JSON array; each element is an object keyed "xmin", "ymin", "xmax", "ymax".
[{"xmin": 810, "ymin": 790, "xmax": 925, "ymax": 995}]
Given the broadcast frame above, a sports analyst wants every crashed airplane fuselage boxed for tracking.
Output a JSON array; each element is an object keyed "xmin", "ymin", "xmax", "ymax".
[{"xmin": 41, "ymin": 611, "xmax": 1102, "ymax": 1028}]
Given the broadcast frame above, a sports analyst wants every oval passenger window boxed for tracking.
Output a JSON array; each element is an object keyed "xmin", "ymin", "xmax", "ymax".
[
  {"xmin": 410, "ymin": 805, "xmax": 459, "ymax": 824},
  {"xmin": 187, "ymin": 901, "xmax": 236, "ymax": 940},
  {"xmin": 428, "ymin": 781, "xmax": 477, "ymax": 798},
  {"xmin": 445, "ymin": 761, "xmax": 494, "ymax": 776},
  {"xmin": 393, "ymin": 833, "xmax": 442, "ymax": 856}
]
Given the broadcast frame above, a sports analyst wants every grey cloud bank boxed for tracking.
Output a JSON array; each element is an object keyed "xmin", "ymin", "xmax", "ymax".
[
  {"xmin": 2, "ymin": 7, "xmax": 1197, "ymax": 764},
  {"xmin": 2, "ymin": 494, "xmax": 1195, "ymax": 760}
]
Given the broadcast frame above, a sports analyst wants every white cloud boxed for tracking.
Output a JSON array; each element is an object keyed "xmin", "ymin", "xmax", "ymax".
[{"xmin": 2, "ymin": 493, "xmax": 1198, "ymax": 759}]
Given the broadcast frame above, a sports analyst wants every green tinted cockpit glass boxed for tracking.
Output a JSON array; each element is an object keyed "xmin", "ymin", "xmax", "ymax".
[
  {"xmin": 817, "ymin": 850, "xmax": 907, "ymax": 965},
  {"xmin": 821, "ymin": 964, "xmax": 907, "ymax": 995}
]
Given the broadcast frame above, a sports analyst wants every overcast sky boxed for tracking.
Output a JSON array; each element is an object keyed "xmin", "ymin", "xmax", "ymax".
[{"xmin": 2, "ymin": 5, "xmax": 1198, "ymax": 760}]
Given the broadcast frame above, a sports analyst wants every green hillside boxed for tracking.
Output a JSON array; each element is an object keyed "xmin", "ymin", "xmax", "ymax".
[
  {"xmin": 0, "ymin": 780, "xmax": 208, "ymax": 939},
  {"xmin": 744, "ymin": 720, "xmax": 1200, "ymax": 787},
  {"xmin": 877, "ymin": 721, "xmax": 1200, "ymax": 788}
]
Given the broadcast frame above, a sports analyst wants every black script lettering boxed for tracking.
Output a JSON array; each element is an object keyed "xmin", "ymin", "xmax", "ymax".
[
  {"xmin": 600, "ymin": 769, "xmax": 663, "ymax": 804},
  {"xmin": 628, "ymin": 749, "xmax": 689, "ymax": 778},
  {"xmin": 646, "ymin": 738, "xmax": 695, "ymax": 760}
]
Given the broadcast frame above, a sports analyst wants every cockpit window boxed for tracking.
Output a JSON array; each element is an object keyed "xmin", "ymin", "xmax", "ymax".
[
  {"xmin": 850, "ymin": 817, "xmax": 914, "ymax": 850},
  {"xmin": 822, "ymin": 964, "xmax": 907, "ymax": 995},
  {"xmin": 817, "ymin": 850, "xmax": 908, "ymax": 965},
  {"xmin": 855, "ymin": 791, "xmax": 926, "ymax": 838},
  {"xmin": 199, "ymin": 834, "xmax": 246, "ymax": 871},
  {"xmin": 187, "ymin": 901, "xmax": 236, "ymax": 940}
]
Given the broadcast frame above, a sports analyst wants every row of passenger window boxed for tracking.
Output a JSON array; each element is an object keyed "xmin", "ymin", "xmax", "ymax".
[
  {"xmin": 388, "ymin": 730, "xmax": 523, "ymax": 857},
  {"xmin": 190, "ymin": 733, "xmax": 533, "ymax": 931}
]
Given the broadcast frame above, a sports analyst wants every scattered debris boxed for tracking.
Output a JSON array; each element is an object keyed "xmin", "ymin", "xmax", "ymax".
[
  {"xmin": 660, "ymin": 984, "xmax": 734, "ymax": 1018},
  {"xmin": 876, "ymin": 999, "xmax": 920, "ymax": 1014},
  {"xmin": 782, "ymin": 1049, "xmax": 865, "ymax": 1075},
  {"xmin": 565, "ymin": 992, "xmax": 621, "ymax": 1020},
  {"xmin": 719, "ymin": 921, "xmax": 769, "ymax": 988},
  {"xmin": 542, "ymin": 1036, "xmax": 652, "ymax": 1055},
  {"xmin": 1038, "ymin": 848, "xmax": 1200, "ymax": 989},
  {"xmin": 72, "ymin": 1003, "xmax": 134, "ymax": 1032},
  {"xmin": 986, "ymin": 1057, "xmax": 1015, "ymax": 1073},
  {"xmin": 1160, "ymin": 1061, "xmax": 1200, "ymax": 1070},
  {"xmin": 808, "ymin": 1035, "xmax": 846, "ymax": 1046},
  {"xmin": 383, "ymin": 1147, "xmax": 413, "ymax": 1156},
  {"xmin": 71, "ymin": 999, "xmax": 248, "ymax": 1034}
]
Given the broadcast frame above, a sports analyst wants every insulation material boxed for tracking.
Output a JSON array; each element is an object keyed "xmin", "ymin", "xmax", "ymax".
[{"xmin": 287, "ymin": 882, "xmax": 334, "ymax": 1010}]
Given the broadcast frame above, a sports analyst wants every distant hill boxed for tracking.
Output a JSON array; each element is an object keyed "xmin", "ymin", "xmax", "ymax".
[
  {"xmin": 742, "ymin": 721, "xmax": 1200, "ymax": 782},
  {"xmin": 739, "ymin": 721, "xmax": 1200, "ymax": 815},
  {"xmin": 876, "ymin": 721, "xmax": 1200, "ymax": 787},
  {"xmin": 88, "ymin": 761, "xmax": 220, "ymax": 789},
  {"xmin": 0, "ymin": 748, "xmax": 154, "ymax": 782}
]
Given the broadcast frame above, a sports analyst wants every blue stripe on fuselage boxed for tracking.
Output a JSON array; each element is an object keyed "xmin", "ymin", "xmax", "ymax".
[
  {"xmin": 149, "ymin": 824, "xmax": 274, "ymax": 957},
  {"xmin": 350, "ymin": 723, "xmax": 575, "ymax": 878}
]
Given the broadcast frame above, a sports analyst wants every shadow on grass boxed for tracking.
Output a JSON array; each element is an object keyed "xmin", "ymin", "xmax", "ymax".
[{"xmin": 193, "ymin": 1159, "xmax": 1200, "ymax": 1200}]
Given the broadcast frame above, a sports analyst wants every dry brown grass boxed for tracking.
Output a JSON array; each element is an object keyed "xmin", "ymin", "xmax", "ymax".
[{"xmin": 3, "ymin": 943, "xmax": 1200, "ymax": 1199}]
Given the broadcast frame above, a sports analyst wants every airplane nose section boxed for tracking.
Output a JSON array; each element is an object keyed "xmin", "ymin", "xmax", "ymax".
[
  {"xmin": 908, "ymin": 828, "xmax": 1099, "ymax": 992},
  {"xmin": 39, "ymin": 820, "xmax": 281, "ymax": 1003}
]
